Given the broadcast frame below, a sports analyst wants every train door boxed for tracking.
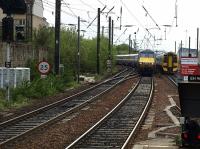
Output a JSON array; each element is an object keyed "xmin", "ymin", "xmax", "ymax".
[{"xmin": 168, "ymin": 54, "xmax": 173, "ymax": 73}]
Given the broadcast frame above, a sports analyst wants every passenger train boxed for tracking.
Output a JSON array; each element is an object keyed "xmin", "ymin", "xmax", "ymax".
[
  {"xmin": 156, "ymin": 52, "xmax": 178, "ymax": 74},
  {"xmin": 116, "ymin": 49, "xmax": 156, "ymax": 75},
  {"xmin": 116, "ymin": 54, "xmax": 138, "ymax": 67}
]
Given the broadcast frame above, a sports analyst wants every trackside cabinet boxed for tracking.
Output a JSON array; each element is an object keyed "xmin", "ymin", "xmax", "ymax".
[{"xmin": 178, "ymin": 81, "xmax": 200, "ymax": 147}]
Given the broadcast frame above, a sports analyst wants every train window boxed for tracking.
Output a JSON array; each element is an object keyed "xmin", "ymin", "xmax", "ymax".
[
  {"xmin": 164, "ymin": 55, "xmax": 167, "ymax": 62},
  {"xmin": 140, "ymin": 53, "xmax": 154, "ymax": 57},
  {"xmin": 173, "ymin": 55, "xmax": 177, "ymax": 62}
]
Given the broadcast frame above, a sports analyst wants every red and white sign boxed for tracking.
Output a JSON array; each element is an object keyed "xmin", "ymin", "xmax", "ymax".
[
  {"xmin": 37, "ymin": 61, "xmax": 51, "ymax": 75},
  {"xmin": 180, "ymin": 58, "xmax": 200, "ymax": 76}
]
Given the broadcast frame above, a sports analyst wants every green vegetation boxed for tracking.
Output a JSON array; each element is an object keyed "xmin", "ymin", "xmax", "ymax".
[
  {"xmin": 0, "ymin": 26, "xmax": 123, "ymax": 110},
  {"xmin": 0, "ymin": 73, "xmax": 76, "ymax": 110},
  {"xmin": 174, "ymin": 135, "xmax": 182, "ymax": 146},
  {"xmin": 116, "ymin": 43, "xmax": 138, "ymax": 54}
]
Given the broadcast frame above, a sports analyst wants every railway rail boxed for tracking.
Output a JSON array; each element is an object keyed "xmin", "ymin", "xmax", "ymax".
[
  {"xmin": 0, "ymin": 69, "xmax": 137, "ymax": 147},
  {"xmin": 66, "ymin": 77, "xmax": 154, "ymax": 149},
  {"xmin": 167, "ymin": 75, "xmax": 181, "ymax": 116},
  {"xmin": 168, "ymin": 75, "xmax": 178, "ymax": 87}
]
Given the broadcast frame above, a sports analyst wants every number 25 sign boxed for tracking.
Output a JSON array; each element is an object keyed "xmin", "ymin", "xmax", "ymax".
[{"xmin": 37, "ymin": 61, "xmax": 51, "ymax": 75}]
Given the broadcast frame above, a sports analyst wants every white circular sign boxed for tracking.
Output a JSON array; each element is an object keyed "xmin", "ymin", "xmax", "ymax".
[{"xmin": 38, "ymin": 61, "xmax": 51, "ymax": 74}]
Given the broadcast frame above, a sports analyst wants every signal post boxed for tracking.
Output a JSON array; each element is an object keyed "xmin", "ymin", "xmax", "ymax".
[{"xmin": 0, "ymin": 0, "xmax": 26, "ymax": 101}]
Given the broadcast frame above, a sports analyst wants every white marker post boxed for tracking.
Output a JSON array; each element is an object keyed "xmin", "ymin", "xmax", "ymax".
[{"xmin": 5, "ymin": 43, "xmax": 11, "ymax": 101}]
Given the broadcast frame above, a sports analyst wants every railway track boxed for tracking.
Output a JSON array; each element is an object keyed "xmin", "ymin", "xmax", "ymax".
[
  {"xmin": 113, "ymin": 67, "xmax": 135, "ymax": 78},
  {"xmin": 167, "ymin": 75, "xmax": 181, "ymax": 116},
  {"xmin": 0, "ymin": 69, "xmax": 137, "ymax": 147},
  {"xmin": 168, "ymin": 75, "xmax": 178, "ymax": 86},
  {"xmin": 66, "ymin": 77, "xmax": 154, "ymax": 149}
]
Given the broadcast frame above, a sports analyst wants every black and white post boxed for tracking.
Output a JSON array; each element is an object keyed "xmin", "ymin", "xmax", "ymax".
[
  {"xmin": 55, "ymin": 0, "xmax": 61, "ymax": 75},
  {"xmin": 107, "ymin": 16, "xmax": 112, "ymax": 73},
  {"xmin": 77, "ymin": 16, "xmax": 80, "ymax": 83},
  {"xmin": 97, "ymin": 8, "xmax": 100, "ymax": 74}
]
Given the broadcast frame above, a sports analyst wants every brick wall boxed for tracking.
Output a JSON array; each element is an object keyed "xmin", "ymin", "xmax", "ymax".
[{"xmin": 0, "ymin": 42, "xmax": 48, "ymax": 67}]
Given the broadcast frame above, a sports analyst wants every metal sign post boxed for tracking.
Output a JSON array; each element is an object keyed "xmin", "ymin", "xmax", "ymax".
[{"xmin": 5, "ymin": 42, "xmax": 11, "ymax": 101}]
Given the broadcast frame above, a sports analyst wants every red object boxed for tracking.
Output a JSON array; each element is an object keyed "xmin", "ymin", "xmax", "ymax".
[
  {"xmin": 180, "ymin": 58, "xmax": 200, "ymax": 76},
  {"xmin": 197, "ymin": 134, "xmax": 200, "ymax": 140},
  {"xmin": 182, "ymin": 132, "xmax": 188, "ymax": 140},
  {"xmin": 37, "ymin": 61, "xmax": 51, "ymax": 75}
]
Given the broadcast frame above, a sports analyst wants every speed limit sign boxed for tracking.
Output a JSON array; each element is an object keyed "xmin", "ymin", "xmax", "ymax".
[{"xmin": 37, "ymin": 61, "xmax": 51, "ymax": 75}]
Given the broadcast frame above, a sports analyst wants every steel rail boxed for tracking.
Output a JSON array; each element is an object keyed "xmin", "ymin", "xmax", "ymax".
[
  {"xmin": 66, "ymin": 77, "xmax": 153, "ymax": 149},
  {"xmin": 0, "ymin": 71, "xmax": 137, "ymax": 147},
  {"xmin": 167, "ymin": 75, "xmax": 178, "ymax": 87},
  {"xmin": 167, "ymin": 75, "xmax": 181, "ymax": 112},
  {"xmin": 122, "ymin": 77, "xmax": 154, "ymax": 148},
  {"xmin": 0, "ymin": 69, "xmax": 133, "ymax": 128}
]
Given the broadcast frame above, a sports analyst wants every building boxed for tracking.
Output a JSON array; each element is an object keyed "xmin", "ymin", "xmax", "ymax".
[
  {"xmin": 0, "ymin": 0, "xmax": 49, "ymax": 67},
  {"xmin": 0, "ymin": 0, "xmax": 48, "ymax": 28}
]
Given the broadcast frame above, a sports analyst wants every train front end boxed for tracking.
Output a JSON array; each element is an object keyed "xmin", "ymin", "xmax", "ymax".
[
  {"xmin": 162, "ymin": 52, "xmax": 178, "ymax": 74},
  {"xmin": 138, "ymin": 49, "xmax": 156, "ymax": 75}
]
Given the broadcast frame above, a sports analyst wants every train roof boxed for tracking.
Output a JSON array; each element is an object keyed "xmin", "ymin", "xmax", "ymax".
[
  {"xmin": 116, "ymin": 54, "xmax": 138, "ymax": 57},
  {"xmin": 139, "ymin": 49, "xmax": 154, "ymax": 53},
  {"xmin": 164, "ymin": 52, "xmax": 177, "ymax": 55}
]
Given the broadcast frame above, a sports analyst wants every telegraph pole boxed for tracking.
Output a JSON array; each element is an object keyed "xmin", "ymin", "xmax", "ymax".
[
  {"xmin": 26, "ymin": 0, "xmax": 33, "ymax": 41},
  {"xmin": 1, "ymin": 0, "xmax": 26, "ymax": 101},
  {"xmin": 55, "ymin": 0, "xmax": 61, "ymax": 75},
  {"xmin": 102, "ymin": 26, "xmax": 104, "ymax": 37},
  {"xmin": 175, "ymin": 41, "xmax": 177, "ymax": 53},
  {"xmin": 197, "ymin": 28, "xmax": 199, "ymax": 57},
  {"xmin": 112, "ymin": 20, "xmax": 114, "ymax": 46},
  {"xmin": 108, "ymin": 17, "xmax": 111, "ymax": 59},
  {"xmin": 97, "ymin": 8, "xmax": 100, "ymax": 74},
  {"xmin": 107, "ymin": 16, "xmax": 112, "ymax": 73},
  {"xmin": 129, "ymin": 34, "xmax": 131, "ymax": 54},
  {"xmin": 134, "ymin": 32, "xmax": 137, "ymax": 50},
  {"xmin": 77, "ymin": 16, "xmax": 80, "ymax": 83},
  {"xmin": 175, "ymin": 0, "xmax": 178, "ymax": 27},
  {"xmin": 120, "ymin": 6, "xmax": 122, "ymax": 30},
  {"xmin": 181, "ymin": 40, "xmax": 183, "ymax": 56},
  {"xmin": 130, "ymin": 39, "xmax": 132, "ymax": 51},
  {"xmin": 189, "ymin": 36, "xmax": 191, "ymax": 57},
  {"xmin": 3, "ymin": 13, "xmax": 13, "ymax": 102}
]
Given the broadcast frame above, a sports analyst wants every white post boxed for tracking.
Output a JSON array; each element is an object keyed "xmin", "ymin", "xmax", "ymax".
[
  {"xmin": 0, "ymin": 68, "xmax": 3, "ymax": 88},
  {"xmin": 6, "ymin": 42, "xmax": 11, "ymax": 101}
]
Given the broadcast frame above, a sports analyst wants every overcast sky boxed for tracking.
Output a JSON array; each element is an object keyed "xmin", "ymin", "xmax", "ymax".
[{"xmin": 41, "ymin": 0, "xmax": 200, "ymax": 52}]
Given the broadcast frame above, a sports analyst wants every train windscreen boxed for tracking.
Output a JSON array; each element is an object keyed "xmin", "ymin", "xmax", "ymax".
[
  {"xmin": 139, "ymin": 51, "xmax": 154, "ymax": 58},
  {"xmin": 173, "ymin": 55, "xmax": 177, "ymax": 62},
  {"xmin": 163, "ymin": 55, "xmax": 167, "ymax": 62}
]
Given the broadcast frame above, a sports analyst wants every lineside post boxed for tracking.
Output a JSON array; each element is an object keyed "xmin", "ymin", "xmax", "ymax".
[{"xmin": 97, "ymin": 8, "xmax": 100, "ymax": 74}]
